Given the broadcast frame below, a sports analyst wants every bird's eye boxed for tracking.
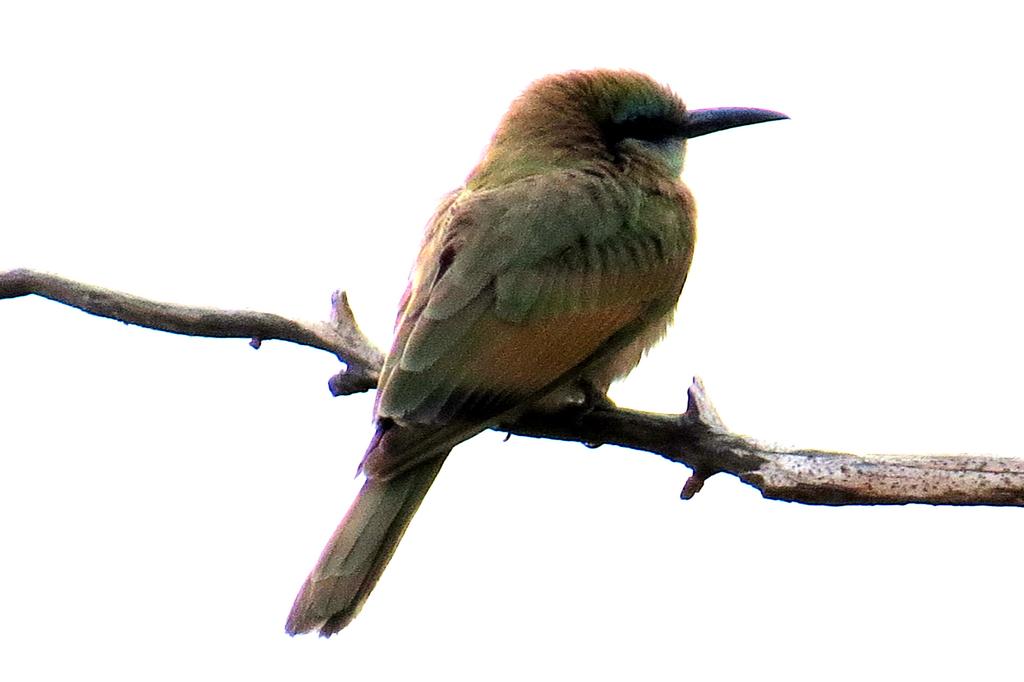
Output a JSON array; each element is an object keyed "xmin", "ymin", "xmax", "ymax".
[{"xmin": 605, "ymin": 115, "xmax": 683, "ymax": 145}]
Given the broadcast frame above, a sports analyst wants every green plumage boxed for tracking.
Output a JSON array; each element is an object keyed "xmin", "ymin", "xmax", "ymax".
[{"xmin": 379, "ymin": 168, "xmax": 693, "ymax": 427}]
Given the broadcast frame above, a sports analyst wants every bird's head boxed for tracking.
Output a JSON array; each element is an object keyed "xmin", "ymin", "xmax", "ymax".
[{"xmin": 470, "ymin": 70, "xmax": 786, "ymax": 187}]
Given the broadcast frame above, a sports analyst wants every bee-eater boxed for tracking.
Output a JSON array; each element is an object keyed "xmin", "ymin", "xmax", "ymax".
[{"xmin": 286, "ymin": 70, "xmax": 786, "ymax": 636}]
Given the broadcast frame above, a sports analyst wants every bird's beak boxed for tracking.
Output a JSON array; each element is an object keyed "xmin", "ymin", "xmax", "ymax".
[{"xmin": 681, "ymin": 107, "xmax": 788, "ymax": 139}]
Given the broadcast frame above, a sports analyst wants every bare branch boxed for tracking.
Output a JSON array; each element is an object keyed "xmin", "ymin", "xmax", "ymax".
[
  {"xmin": 0, "ymin": 268, "xmax": 384, "ymax": 394},
  {"xmin": 4, "ymin": 267, "xmax": 1023, "ymax": 506},
  {"xmin": 504, "ymin": 379, "xmax": 1024, "ymax": 506}
]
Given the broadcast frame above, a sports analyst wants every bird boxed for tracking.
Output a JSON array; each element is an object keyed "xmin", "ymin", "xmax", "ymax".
[{"xmin": 285, "ymin": 69, "xmax": 786, "ymax": 636}]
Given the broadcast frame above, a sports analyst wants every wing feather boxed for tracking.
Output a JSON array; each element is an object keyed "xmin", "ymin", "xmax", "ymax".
[{"xmin": 375, "ymin": 170, "xmax": 694, "ymax": 442}]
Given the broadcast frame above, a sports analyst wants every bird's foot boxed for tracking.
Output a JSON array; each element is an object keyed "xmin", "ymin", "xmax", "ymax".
[{"xmin": 577, "ymin": 380, "xmax": 617, "ymax": 413}]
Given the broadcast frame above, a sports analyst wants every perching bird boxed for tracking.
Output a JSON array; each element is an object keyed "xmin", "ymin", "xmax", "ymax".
[{"xmin": 285, "ymin": 70, "xmax": 786, "ymax": 636}]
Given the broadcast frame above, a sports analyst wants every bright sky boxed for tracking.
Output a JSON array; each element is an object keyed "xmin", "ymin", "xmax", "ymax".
[{"xmin": 2, "ymin": 2, "xmax": 1022, "ymax": 680}]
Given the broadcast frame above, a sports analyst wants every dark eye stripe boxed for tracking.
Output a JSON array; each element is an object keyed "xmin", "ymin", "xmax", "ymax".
[{"xmin": 604, "ymin": 115, "xmax": 684, "ymax": 145}]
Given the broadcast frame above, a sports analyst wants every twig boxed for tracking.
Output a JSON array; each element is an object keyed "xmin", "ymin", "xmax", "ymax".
[
  {"xmin": 0, "ymin": 268, "xmax": 383, "ymax": 395},
  {"xmin": 4, "ymin": 267, "xmax": 1023, "ymax": 506}
]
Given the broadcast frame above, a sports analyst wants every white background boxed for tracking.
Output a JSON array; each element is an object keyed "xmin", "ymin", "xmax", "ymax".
[{"xmin": 2, "ymin": 2, "xmax": 1022, "ymax": 680}]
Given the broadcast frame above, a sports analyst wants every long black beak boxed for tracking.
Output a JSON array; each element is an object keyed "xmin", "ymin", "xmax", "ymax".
[{"xmin": 682, "ymin": 107, "xmax": 788, "ymax": 139}]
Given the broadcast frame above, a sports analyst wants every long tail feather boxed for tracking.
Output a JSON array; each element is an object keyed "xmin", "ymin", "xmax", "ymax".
[{"xmin": 285, "ymin": 456, "xmax": 447, "ymax": 636}]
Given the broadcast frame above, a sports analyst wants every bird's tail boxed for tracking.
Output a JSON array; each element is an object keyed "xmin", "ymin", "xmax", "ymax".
[{"xmin": 285, "ymin": 455, "xmax": 447, "ymax": 637}]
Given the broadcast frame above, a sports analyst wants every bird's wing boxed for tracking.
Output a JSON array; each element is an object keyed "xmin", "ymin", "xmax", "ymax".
[{"xmin": 366, "ymin": 170, "xmax": 693, "ymax": 474}]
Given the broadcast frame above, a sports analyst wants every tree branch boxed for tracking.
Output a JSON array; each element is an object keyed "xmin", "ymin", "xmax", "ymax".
[
  {"xmin": 505, "ymin": 380, "xmax": 1024, "ymax": 505},
  {"xmin": 4, "ymin": 267, "xmax": 1023, "ymax": 506},
  {"xmin": 0, "ymin": 268, "xmax": 383, "ymax": 394}
]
